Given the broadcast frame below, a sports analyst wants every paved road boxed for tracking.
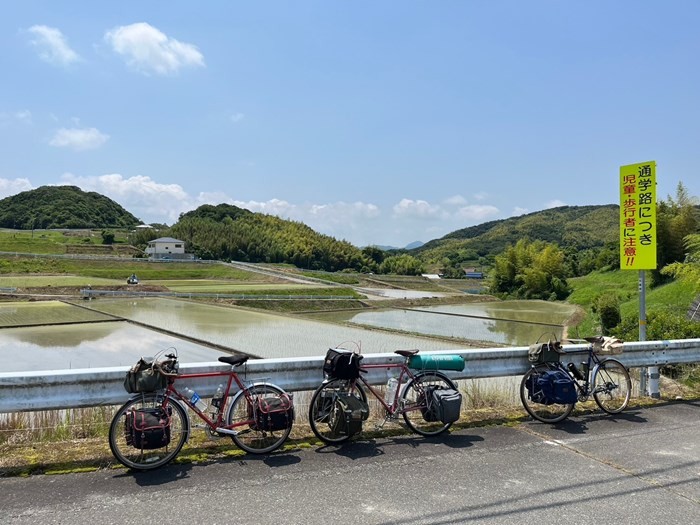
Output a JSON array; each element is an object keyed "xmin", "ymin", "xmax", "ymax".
[{"xmin": 1, "ymin": 401, "xmax": 698, "ymax": 524}]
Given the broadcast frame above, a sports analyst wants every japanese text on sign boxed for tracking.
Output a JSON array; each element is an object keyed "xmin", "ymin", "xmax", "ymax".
[{"xmin": 619, "ymin": 161, "xmax": 657, "ymax": 270}]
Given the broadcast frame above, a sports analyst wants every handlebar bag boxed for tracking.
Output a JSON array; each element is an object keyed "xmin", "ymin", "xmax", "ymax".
[
  {"xmin": 323, "ymin": 349, "xmax": 363, "ymax": 380},
  {"xmin": 528, "ymin": 341, "xmax": 562, "ymax": 364},
  {"xmin": 123, "ymin": 357, "xmax": 168, "ymax": 393}
]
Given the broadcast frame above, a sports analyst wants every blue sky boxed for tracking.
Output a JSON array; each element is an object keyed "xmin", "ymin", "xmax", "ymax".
[{"xmin": 2, "ymin": 1, "xmax": 699, "ymax": 247}]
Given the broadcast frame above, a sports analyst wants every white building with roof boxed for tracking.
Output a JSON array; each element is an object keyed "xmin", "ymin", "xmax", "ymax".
[{"xmin": 145, "ymin": 237, "xmax": 189, "ymax": 260}]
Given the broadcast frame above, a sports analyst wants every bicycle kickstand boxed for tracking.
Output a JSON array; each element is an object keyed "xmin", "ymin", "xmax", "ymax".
[{"xmin": 374, "ymin": 410, "xmax": 396, "ymax": 431}]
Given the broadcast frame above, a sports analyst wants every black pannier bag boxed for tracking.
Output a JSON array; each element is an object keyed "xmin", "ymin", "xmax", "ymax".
[
  {"xmin": 526, "ymin": 369, "xmax": 577, "ymax": 405},
  {"xmin": 329, "ymin": 392, "xmax": 369, "ymax": 437},
  {"xmin": 124, "ymin": 407, "xmax": 171, "ymax": 449},
  {"xmin": 250, "ymin": 393, "xmax": 294, "ymax": 432},
  {"xmin": 421, "ymin": 387, "xmax": 462, "ymax": 424},
  {"xmin": 123, "ymin": 357, "xmax": 168, "ymax": 394},
  {"xmin": 323, "ymin": 348, "xmax": 363, "ymax": 380}
]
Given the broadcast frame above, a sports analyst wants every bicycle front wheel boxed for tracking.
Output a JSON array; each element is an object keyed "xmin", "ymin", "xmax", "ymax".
[
  {"xmin": 520, "ymin": 368, "xmax": 575, "ymax": 424},
  {"xmin": 308, "ymin": 379, "xmax": 367, "ymax": 444},
  {"xmin": 401, "ymin": 372, "xmax": 458, "ymax": 436},
  {"xmin": 226, "ymin": 384, "xmax": 293, "ymax": 454},
  {"xmin": 592, "ymin": 358, "xmax": 631, "ymax": 414},
  {"xmin": 109, "ymin": 393, "xmax": 189, "ymax": 471}
]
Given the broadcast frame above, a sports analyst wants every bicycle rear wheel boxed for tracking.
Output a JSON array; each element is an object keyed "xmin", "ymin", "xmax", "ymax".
[
  {"xmin": 226, "ymin": 384, "xmax": 293, "ymax": 454},
  {"xmin": 308, "ymin": 379, "xmax": 367, "ymax": 444},
  {"xmin": 592, "ymin": 358, "xmax": 631, "ymax": 414},
  {"xmin": 401, "ymin": 372, "xmax": 457, "ymax": 436},
  {"xmin": 520, "ymin": 367, "xmax": 575, "ymax": 424},
  {"xmin": 109, "ymin": 393, "xmax": 189, "ymax": 471}
]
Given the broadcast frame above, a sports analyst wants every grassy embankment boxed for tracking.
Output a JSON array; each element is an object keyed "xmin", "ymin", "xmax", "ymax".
[{"xmin": 567, "ymin": 269, "xmax": 698, "ymax": 336}]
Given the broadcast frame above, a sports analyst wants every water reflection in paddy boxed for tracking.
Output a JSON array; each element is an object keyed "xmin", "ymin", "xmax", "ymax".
[
  {"xmin": 309, "ymin": 300, "xmax": 578, "ymax": 346},
  {"xmin": 0, "ymin": 321, "xmax": 228, "ymax": 373},
  {"xmin": 80, "ymin": 298, "xmax": 467, "ymax": 358},
  {"xmin": 0, "ymin": 297, "xmax": 575, "ymax": 372}
]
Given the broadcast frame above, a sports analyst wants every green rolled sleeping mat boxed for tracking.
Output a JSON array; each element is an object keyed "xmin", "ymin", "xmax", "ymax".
[{"xmin": 407, "ymin": 354, "xmax": 465, "ymax": 372}]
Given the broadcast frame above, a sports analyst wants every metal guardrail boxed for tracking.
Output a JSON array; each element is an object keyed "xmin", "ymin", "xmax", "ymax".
[{"xmin": 1, "ymin": 339, "xmax": 699, "ymax": 413}]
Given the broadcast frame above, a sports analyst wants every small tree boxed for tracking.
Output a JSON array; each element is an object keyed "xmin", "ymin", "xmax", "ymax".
[
  {"xmin": 593, "ymin": 292, "xmax": 621, "ymax": 335},
  {"xmin": 101, "ymin": 230, "xmax": 115, "ymax": 245}
]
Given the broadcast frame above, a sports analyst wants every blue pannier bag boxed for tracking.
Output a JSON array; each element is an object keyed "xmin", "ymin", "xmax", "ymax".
[{"xmin": 527, "ymin": 369, "xmax": 577, "ymax": 405}]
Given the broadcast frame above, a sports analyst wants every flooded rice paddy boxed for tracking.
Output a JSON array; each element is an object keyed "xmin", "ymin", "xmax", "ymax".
[
  {"xmin": 308, "ymin": 301, "xmax": 577, "ymax": 346},
  {"xmin": 0, "ymin": 299, "xmax": 467, "ymax": 372},
  {"xmin": 0, "ymin": 298, "xmax": 578, "ymax": 372}
]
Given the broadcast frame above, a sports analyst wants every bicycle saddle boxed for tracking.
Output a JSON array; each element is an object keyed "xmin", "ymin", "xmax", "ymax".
[
  {"xmin": 395, "ymin": 349, "xmax": 419, "ymax": 357},
  {"xmin": 218, "ymin": 355, "xmax": 250, "ymax": 367}
]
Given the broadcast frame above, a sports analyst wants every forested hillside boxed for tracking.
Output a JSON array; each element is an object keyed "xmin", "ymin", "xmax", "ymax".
[
  {"xmin": 414, "ymin": 205, "xmax": 619, "ymax": 263},
  {"xmin": 169, "ymin": 204, "xmax": 374, "ymax": 272},
  {"xmin": 0, "ymin": 186, "xmax": 140, "ymax": 229}
]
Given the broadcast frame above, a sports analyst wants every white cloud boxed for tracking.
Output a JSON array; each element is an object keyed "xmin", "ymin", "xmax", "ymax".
[
  {"xmin": 0, "ymin": 110, "xmax": 33, "ymax": 127},
  {"xmin": 15, "ymin": 110, "xmax": 33, "ymax": 125},
  {"xmin": 0, "ymin": 178, "xmax": 33, "ymax": 199},
  {"xmin": 392, "ymin": 198, "xmax": 446, "ymax": 219},
  {"xmin": 104, "ymin": 22, "xmax": 205, "ymax": 75},
  {"xmin": 455, "ymin": 204, "xmax": 500, "ymax": 221},
  {"xmin": 545, "ymin": 199, "xmax": 567, "ymax": 208},
  {"xmin": 59, "ymin": 173, "xmax": 192, "ymax": 223},
  {"xmin": 28, "ymin": 25, "xmax": 81, "ymax": 66},
  {"xmin": 231, "ymin": 113, "xmax": 245, "ymax": 123},
  {"xmin": 512, "ymin": 206, "xmax": 529, "ymax": 216},
  {"xmin": 443, "ymin": 194, "xmax": 468, "ymax": 206},
  {"xmin": 49, "ymin": 127, "xmax": 109, "ymax": 151},
  {"xmin": 473, "ymin": 191, "xmax": 488, "ymax": 201}
]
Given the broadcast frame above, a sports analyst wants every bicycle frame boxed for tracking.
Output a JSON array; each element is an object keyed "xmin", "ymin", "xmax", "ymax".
[
  {"xmin": 354, "ymin": 361, "xmax": 422, "ymax": 416},
  {"xmin": 164, "ymin": 368, "xmax": 255, "ymax": 435},
  {"xmin": 573, "ymin": 348, "xmax": 610, "ymax": 398}
]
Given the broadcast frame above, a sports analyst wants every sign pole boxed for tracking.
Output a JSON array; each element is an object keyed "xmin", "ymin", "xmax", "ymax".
[
  {"xmin": 620, "ymin": 161, "xmax": 658, "ymax": 398},
  {"xmin": 639, "ymin": 270, "xmax": 648, "ymax": 396}
]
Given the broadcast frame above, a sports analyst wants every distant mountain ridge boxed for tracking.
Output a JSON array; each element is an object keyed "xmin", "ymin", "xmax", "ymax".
[
  {"xmin": 0, "ymin": 187, "xmax": 619, "ymax": 268},
  {"xmin": 414, "ymin": 204, "xmax": 619, "ymax": 261}
]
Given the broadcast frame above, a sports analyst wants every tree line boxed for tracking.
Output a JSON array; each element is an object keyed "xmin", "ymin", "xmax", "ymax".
[{"xmin": 133, "ymin": 204, "xmax": 425, "ymax": 275}]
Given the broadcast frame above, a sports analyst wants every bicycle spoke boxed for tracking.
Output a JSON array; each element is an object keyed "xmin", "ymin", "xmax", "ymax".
[
  {"xmin": 226, "ymin": 384, "xmax": 293, "ymax": 454},
  {"xmin": 401, "ymin": 372, "xmax": 457, "ymax": 436},
  {"xmin": 592, "ymin": 359, "xmax": 631, "ymax": 414},
  {"xmin": 108, "ymin": 394, "xmax": 189, "ymax": 471},
  {"xmin": 519, "ymin": 367, "xmax": 574, "ymax": 424},
  {"xmin": 308, "ymin": 379, "xmax": 367, "ymax": 444}
]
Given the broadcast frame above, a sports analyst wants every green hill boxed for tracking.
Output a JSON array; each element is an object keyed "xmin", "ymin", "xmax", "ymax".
[
  {"xmin": 170, "ymin": 203, "xmax": 371, "ymax": 272},
  {"xmin": 414, "ymin": 205, "xmax": 619, "ymax": 263},
  {"xmin": 0, "ymin": 186, "xmax": 141, "ymax": 229}
]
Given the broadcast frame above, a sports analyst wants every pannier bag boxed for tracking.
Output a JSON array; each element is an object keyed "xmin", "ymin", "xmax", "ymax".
[
  {"xmin": 421, "ymin": 387, "xmax": 462, "ymax": 424},
  {"xmin": 123, "ymin": 357, "xmax": 168, "ymax": 394},
  {"xmin": 323, "ymin": 348, "xmax": 363, "ymax": 380},
  {"xmin": 125, "ymin": 407, "xmax": 171, "ymax": 450},
  {"xmin": 329, "ymin": 392, "xmax": 369, "ymax": 438},
  {"xmin": 526, "ymin": 369, "xmax": 577, "ymax": 405},
  {"xmin": 528, "ymin": 340, "xmax": 563, "ymax": 364},
  {"xmin": 250, "ymin": 393, "xmax": 294, "ymax": 432},
  {"xmin": 407, "ymin": 354, "xmax": 465, "ymax": 372}
]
